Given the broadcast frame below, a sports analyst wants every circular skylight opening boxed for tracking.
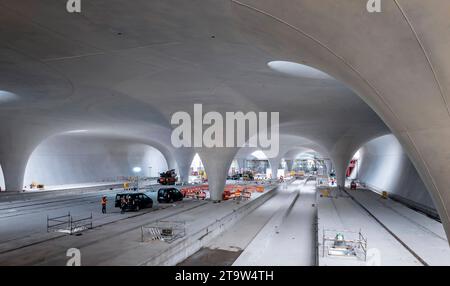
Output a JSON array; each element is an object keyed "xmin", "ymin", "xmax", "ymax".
[
  {"xmin": 251, "ymin": 150, "xmax": 268, "ymax": 160},
  {"xmin": 267, "ymin": 61, "xmax": 332, "ymax": 80}
]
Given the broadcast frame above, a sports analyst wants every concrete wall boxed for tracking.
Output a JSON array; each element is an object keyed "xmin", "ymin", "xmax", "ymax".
[
  {"xmin": 353, "ymin": 135, "xmax": 436, "ymax": 213},
  {"xmin": 23, "ymin": 135, "xmax": 168, "ymax": 187}
]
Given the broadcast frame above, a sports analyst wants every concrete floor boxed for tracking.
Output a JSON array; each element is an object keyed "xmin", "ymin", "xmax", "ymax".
[
  {"xmin": 1, "ymin": 178, "xmax": 449, "ymax": 266},
  {"xmin": 180, "ymin": 180, "xmax": 317, "ymax": 266},
  {"xmin": 180, "ymin": 181, "xmax": 297, "ymax": 265},
  {"xmin": 0, "ymin": 183, "xmax": 276, "ymax": 265},
  {"xmin": 0, "ymin": 183, "xmax": 167, "ymax": 250},
  {"xmin": 347, "ymin": 189, "xmax": 450, "ymax": 266},
  {"xmin": 233, "ymin": 180, "xmax": 317, "ymax": 266},
  {"xmin": 317, "ymin": 188, "xmax": 443, "ymax": 266},
  {"xmin": 0, "ymin": 200, "xmax": 205, "ymax": 265}
]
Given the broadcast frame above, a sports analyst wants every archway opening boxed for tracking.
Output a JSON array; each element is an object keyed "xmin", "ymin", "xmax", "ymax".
[
  {"xmin": 347, "ymin": 134, "xmax": 437, "ymax": 217},
  {"xmin": 228, "ymin": 159, "xmax": 239, "ymax": 177},
  {"xmin": 244, "ymin": 151, "xmax": 271, "ymax": 180},
  {"xmin": 23, "ymin": 134, "xmax": 169, "ymax": 190},
  {"xmin": 189, "ymin": 153, "xmax": 206, "ymax": 184},
  {"xmin": 283, "ymin": 147, "xmax": 333, "ymax": 186},
  {"xmin": 0, "ymin": 164, "xmax": 5, "ymax": 191}
]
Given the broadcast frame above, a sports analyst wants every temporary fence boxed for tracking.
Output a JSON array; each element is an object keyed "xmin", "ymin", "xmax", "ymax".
[
  {"xmin": 180, "ymin": 184, "xmax": 209, "ymax": 200},
  {"xmin": 321, "ymin": 228, "xmax": 368, "ymax": 261},
  {"xmin": 141, "ymin": 220, "xmax": 186, "ymax": 243},
  {"xmin": 316, "ymin": 175, "xmax": 329, "ymax": 188},
  {"xmin": 47, "ymin": 212, "xmax": 93, "ymax": 235},
  {"xmin": 223, "ymin": 184, "xmax": 265, "ymax": 200},
  {"xmin": 178, "ymin": 183, "xmax": 266, "ymax": 201}
]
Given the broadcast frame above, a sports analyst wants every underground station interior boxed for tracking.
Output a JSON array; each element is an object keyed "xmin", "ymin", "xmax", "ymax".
[{"xmin": 1, "ymin": 0, "xmax": 450, "ymax": 270}]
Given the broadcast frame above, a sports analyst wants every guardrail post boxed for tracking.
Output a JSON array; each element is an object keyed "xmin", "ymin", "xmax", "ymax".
[
  {"xmin": 70, "ymin": 215, "xmax": 73, "ymax": 235},
  {"xmin": 322, "ymin": 229, "xmax": 325, "ymax": 257},
  {"xmin": 68, "ymin": 211, "xmax": 71, "ymax": 231},
  {"xmin": 365, "ymin": 239, "xmax": 367, "ymax": 262}
]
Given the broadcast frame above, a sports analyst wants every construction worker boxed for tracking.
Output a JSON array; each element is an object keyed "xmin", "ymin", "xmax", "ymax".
[
  {"xmin": 101, "ymin": 195, "xmax": 108, "ymax": 214},
  {"xmin": 120, "ymin": 196, "xmax": 128, "ymax": 214}
]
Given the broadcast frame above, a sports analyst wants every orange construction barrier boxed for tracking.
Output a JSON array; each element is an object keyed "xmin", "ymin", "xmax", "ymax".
[
  {"xmin": 243, "ymin": 191, "xmax": 252, "ymax": 199},
  {"xmin": 222, "ymin": 184, "xmax": 264, "ymax": 200},
  {"xmin": 245, "ymin": 186, "xmax": 256, "ymax": 192},
  {"xmin": 181, "ymin": 185, "xmax": 209, "ymax": 200}
]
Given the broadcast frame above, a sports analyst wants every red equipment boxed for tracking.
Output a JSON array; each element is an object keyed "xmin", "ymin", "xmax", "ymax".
[
  {"xmin": 346, "ymin": 160, "xmax": 357, "ymax": 177},
  {"xmin": 158, "ymin": 169, "xmax": 178, "ymax": 185}
]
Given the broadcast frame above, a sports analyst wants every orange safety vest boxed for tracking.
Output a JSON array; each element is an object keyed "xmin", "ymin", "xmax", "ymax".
[{"xmin": 101, "ymin": 197, "xmax": 107, "ymax": 205}]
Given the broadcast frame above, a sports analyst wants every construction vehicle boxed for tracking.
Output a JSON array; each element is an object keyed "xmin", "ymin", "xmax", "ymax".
[
  {"xmin": 242, "ymin": 171, "xmax": 254, "ymax": 181},
  {"xmin": 158, "ymin": 169, "xmax": 178, "ymax": 185}
]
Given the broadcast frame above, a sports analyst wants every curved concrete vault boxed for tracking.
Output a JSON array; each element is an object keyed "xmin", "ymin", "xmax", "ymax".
[
  {"xmin": 351, "ymin": 134, "xmax": 437, "ymax": 217},
  {"xmin": 0, "ymin": 1, "xmax": 449, "ymax": 240},
  {"xmin": 24, "ymin": 133, "xmax": 171, "ymax": 186}
]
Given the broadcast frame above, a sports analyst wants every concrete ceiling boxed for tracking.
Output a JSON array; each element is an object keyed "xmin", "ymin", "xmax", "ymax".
[
  {"xmin": 1, "ymin": 1, "xmax": 450, "ymax": 240},
  {"xmin": 0, "ymin": 0, "xmax": 386, "ymax": 147}
]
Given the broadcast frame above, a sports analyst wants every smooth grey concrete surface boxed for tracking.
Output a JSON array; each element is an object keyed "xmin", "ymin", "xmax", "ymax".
[
  {"xmin": 0, "ymin": 200, "xmax": 206, "ymax": 265},
  {"xmin": 0, "ymin": 1, "xmax": 386, "ymax": 205},
  {"xmin": 188, "ymin": 183, "xmax": 295, "ymax": 265},
  {"xmin": 24, "ymin": 135, "xmax": 169, "ymax": 186},
  {"xmin": 0, "ymin": 184, "xmax": 166, "ymax": 249},
  {"xmin": 141, "ymin": 184, "xmax": 278, "ymax": 266},
  {"xmin": 197, "ymin": 148, "xmax": 240, "ymax": 201},
  {"xmin": 173, "ymin": 149, "xmax": 196, "ymax": 183},
  {"xmin": 317, "ymin": 189, "xmax": 421, "ymax": 266},
  {"xmin": 182, "ymin": 179, "xmax": 449, "ymax": 266},
  {"xmin": 181, "ymin": 180, "xmax": 299, "ymax": 266},
  {"xmin": 0, "ymin": 183, "xmax": 278, "ymax": 265},
  {"xmin": 347, "ymin": 189, "xmax": 450, "ymax": 266},
  {"xmin": 233, "ymin": 180, "xmax": 316, "ymax": 266},
  {"xmin": 155, "ymin": 180, "xmax": 297, "ymax": 265},
  {"xmin": 268, "ymin": 157, "xmax": 282, "ymax": 179},
  {"xmin": 1, "ymin": 0, "xmax": 450, "ymax": 242},
  {"xmin": 231, "ymin": 0, "xmax": 450, "ymax": 242},
  {"xmin": 351, "ymin": 134, "xmax": 436, "ymax": 213}
]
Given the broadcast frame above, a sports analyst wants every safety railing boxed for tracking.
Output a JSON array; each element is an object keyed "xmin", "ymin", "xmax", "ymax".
[
  {"xmin": 47, "ymin": 212, "xmax": 71, "ymax": 233},
  {"xmin": 322, "ymin": 228, "xmax": 368, "ymax": 261},
  {"xmin": 70, "ymin": 213, "xmax": 93, "ymax": 234},
  {"xmin": 141, "ymin": 220, "xmax": 186, "ymax": 243},
  {"xmin": 47, "ymin": 212, "xmax": 93, "ymax": 235}
]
